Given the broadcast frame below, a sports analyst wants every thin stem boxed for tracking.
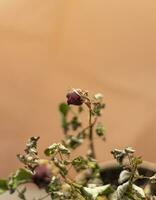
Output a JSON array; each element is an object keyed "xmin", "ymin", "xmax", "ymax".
[
  {"xmin": 129, "ymin": 164, "xmax": 137, "ymax": 184},
  {"xmin": 88, "ymin": 109, "xmax": 96, "ymax": 159},
  {"xmin": 78, "ymin": 117, "xmax": 97, "ymax": 137},
  {"xmin": 58, "ymin": 151, "xmax": 64, "ymax": 161},
  {"xmin": 57, "ymin": 151, "xmax": 74, "ymax": 181}
]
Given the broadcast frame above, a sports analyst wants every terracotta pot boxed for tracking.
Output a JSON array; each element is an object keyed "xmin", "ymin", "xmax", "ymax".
[{"xmin": 100, "ymin": 160, "xmax": 156, "ymax": 195}]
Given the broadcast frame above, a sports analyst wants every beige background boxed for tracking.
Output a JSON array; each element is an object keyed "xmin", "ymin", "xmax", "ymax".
[{"xmin": 0, "ymin": 0, "xmax": 156, "ymax": 185}]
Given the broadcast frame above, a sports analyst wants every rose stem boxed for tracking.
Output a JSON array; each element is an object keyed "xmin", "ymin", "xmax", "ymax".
[{"xmin": 88, "ymin": 108, "xmax": 96, "ymax": 159}]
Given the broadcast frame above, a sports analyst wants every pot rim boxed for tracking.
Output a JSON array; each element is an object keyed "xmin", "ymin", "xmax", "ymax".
[{"xmin": 100, "ymin": 160, "xmax": 156, "ymax": 172}]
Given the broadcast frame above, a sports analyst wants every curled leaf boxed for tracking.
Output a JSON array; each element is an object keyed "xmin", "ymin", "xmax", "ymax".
[
  {"xmin": 82, "ymin": 184, "xmax": 112, "ymax": 200},
  {"xmin": 118, "ymin": 170, "xmax": 131, "ymax": 184}
]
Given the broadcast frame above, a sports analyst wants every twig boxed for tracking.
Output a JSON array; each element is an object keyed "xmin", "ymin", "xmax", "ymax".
[
  {"xmin": 78, "ymin": 117, "xmax": 97, "ymax": 137},
  {"xmin": 88, "ymin": 109, "xmax": 96, "ymax": 159}
]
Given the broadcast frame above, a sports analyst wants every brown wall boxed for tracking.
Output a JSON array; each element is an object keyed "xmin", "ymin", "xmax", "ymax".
[{"xmin": 1, "ymin": 0, "xmax": 156, "ymax": 178}]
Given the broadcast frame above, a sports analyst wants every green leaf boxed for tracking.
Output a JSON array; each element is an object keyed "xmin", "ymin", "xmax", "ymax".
[
  {"xmin": 59, "ymin": 103, "xmax": 70, "ymax": 133},
  {"xmin": 17, "ymin": 137, "xmax": 40, "ymax": 169},
  {"xmin": 72, "ymin": 156, "xmax": 88, "ymax": 172},
  {"xmin": 8, "ymin": 168, "xmax": 32, "ymax": 193},
  {"xmin": 0, "ymin": 180, "xmax": 8, "ymax": 194},
  {"xmin": 93, "ymin": 103, "xmax": 105, "ymax": 116},
  {"xmin": 82, "ymin": 184, "xmax": 112, "ymax": 200},
  {"xmin": 59, "ymin": 144, "xmax": 70, "ymax": 155},
  {"xmin": 47, "ymin": 176, "xmax": 61, "ymax": 193},
  {"xmin": 59, "ymin": 103, "xmax": 70, "ymax": 117},
  {"xmin": 96, "ymin": 123, "xmax": 105, "ymax": 137},
  {"xmin": 63, "ymin": 135, "xmax": 84, "ymax": 150},
  {"xmin": 62, "ymin": 116, "xmax": 69, "ymax": 133},
  {"xmin": 70, "ymin": 116, "xmax": 81, "ymax": 130},
  {"xmin": 53, "ymin": 158, "xmax": 68, "ymax": 176},
  {"xmin": 44, "ymin": 143, "xmax": 59, "ymax": 156},
  {"xmin": 72, "ymin": 156, "xmax": 99, "ymax": 174},
  {"xmin": 44, "ymin": 143, "xmax": 70, "ymax": 156}
]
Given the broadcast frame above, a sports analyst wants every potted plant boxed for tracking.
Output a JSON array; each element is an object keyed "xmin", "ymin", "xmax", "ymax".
[{"xmin": 0, "ymin": 88, "xmax": 156, "ymax": 200}]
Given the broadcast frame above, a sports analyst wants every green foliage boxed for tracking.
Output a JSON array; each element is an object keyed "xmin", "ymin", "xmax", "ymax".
[
  {"xmin": 59, "ymin": 103, "xmax": 70, "ymax": 133},
  {"xmin": 1, "ymin": 88, "xmax": 156, "ymax": 200},
  {"xmin": 70, "ymin": 116, "xmax": 82, "ymax": 130},
  {"xmin": 53, "ymin": 157, "xmax": 69, "ymax": 176},
  {"xmin": 44, "ymin": 143, "xmax": 70, "ymax": 157},
  {"xmin": 59, "ymin": 103, "xmax": 82, "ymax": 134},
  {"xmin": 72, "ymin": 156, "xmax": 88, "ymax": 172},
  {"xmin": 8, "ymin": 168, "xmax": 32, "ymax": 193},
  {"xmin": 0, "ymin": 180, "xmax": 8, "ymax": 194},
  {"xmin": 62, "ymin": 135, "xmax": 84, "ymax": 150},
  {"xmin": 17, "ymin": 137, "xmax": 40, "ymax": 169},
  {"xmin": 96, "ymin": 123, "xmax": 105, "ymax": 137},
  {"xmin": 46, "ymin": 176, "xmax": 63, "ymax": 199},
  {"xmin": 59, "ymin": 103, "xmax": 70, "ymax": 117},
  {"xmin": 59, "ymin": 89, "xmax": 106, "ymax": 160},
  {"xmin": 72, "ymin": 156, "xmax": 99, "ymax": 175},
  {"xmin": 92, "ymin": 103, "xmax": 105, "ymax": 116}
]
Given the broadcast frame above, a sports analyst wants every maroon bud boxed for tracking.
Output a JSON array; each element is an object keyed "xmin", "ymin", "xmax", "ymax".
[
  {"xmin": 32, "ymin": 164, "xmax": 52, "ymax": 188},
  {"xmin": 66, "ymin": 89, "xmax": 83, "ymax": 105}
]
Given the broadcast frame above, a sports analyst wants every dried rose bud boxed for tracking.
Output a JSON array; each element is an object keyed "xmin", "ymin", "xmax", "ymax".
[
  {"xmin": 66, "ymin": 89, "xmax": 83, "ymax": 105},
  {"xmin": 32, "ymin": 164, "xmax": 52, "ymax": 188}
]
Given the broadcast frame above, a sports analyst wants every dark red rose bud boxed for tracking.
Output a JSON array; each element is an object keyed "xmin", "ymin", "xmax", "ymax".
[
  {"xmin": 32, "ymin": 164, "xmax": 52, "ymax": 188},
  {"xmin": 66, "ymin": 89, "xmax": 83, "ymax": 105}
]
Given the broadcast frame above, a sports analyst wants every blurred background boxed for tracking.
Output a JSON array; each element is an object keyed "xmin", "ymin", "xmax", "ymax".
[{"xmin": 0, "ymin": 0, "xmax": 156, "ymax": 190}]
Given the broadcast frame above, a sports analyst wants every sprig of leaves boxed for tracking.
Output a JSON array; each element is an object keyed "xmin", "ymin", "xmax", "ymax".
[
  {"xmin": 1, "ymin": 89, "xmax": 156, "ymax": 200},
  {"xmin": 17, "ymin": 137, "xmax": 40, "ymax": 169},
  {"xmin": 59, "ymin": 89, "xmax": 106, "ymax": 159}
]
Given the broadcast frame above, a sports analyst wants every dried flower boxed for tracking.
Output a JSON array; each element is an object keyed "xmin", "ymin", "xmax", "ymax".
[{"xmin": 66, "ymin": 89, "xmax": 83, "ymax": 105}]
